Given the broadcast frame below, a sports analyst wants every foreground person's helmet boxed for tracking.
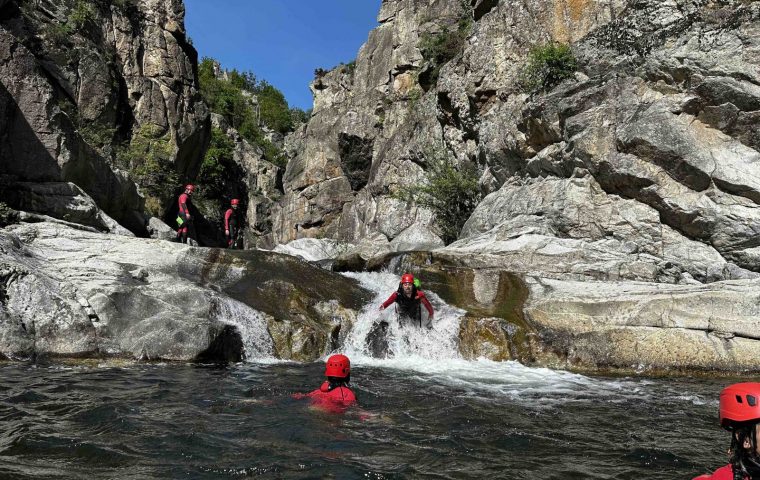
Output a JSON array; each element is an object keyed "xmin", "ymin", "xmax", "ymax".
[
  {"xmin": 184, "ymin": 184, "xmax": 195, "ymax": 193},
  {"xmin": 325, "ymin": 354, "xmax": 350, "ymax": 378},
  {"xmin": 720, "ymin": 383, "xmax": 760, "ymax": 430},
  {"xmin": 401, "ymin": 273, "xmax": 414, "ymax": 285},
  {"xmin": 231, "ymin": 198, "xmax": 240, "ymax": 205}
]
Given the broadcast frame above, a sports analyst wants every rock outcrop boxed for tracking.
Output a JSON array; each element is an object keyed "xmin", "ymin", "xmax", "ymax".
[
  {"xmin": 0, "ymin": 221, "xmax": 370, "ymax": 362},
  {"xmin": 0, "ymin": 0, "xmax": 209, "ymax": 234}
]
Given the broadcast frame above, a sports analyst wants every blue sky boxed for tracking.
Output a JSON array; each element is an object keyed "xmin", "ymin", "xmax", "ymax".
[{"xmin": 184, "ymin": 0, "xmax": 382, "ymax": 111}]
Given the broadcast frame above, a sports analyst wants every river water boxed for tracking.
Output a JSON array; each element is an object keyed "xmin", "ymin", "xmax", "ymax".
[{"xmin": 0, "ymin": 271, "xmax": 740, "ymax": 479}]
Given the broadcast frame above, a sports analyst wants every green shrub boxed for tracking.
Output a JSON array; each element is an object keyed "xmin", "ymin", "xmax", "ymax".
[
  {"xmin": 290, "ymin": 107, "xmax": 311, "ymax": 126},
  {"xmin": 395, "ymin": 148, "xmax": 480, "ymax": 244},
  {"xmin": 519, "ymin": 42, "xmax": 577, "ymax": 93},
  {"xmin": 418, "ymin": 6, "xmax": 472, "ymax": 89},
  {"xmin": 43, "ymin": 23, "xmax": 74, "ymax": 44},
  {"xmin": 199, "ymin": 128, "xmax": 236, "ymax": 198},
  {"xmin": 116, "ymin": 123, "xmax": 177, "ymax": 215},
  {"xmin": 69, "ymin": 0, "xmax": 95, "ymax": 31}
]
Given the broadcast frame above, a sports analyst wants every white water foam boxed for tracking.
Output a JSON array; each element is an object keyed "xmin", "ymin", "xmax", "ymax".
[
  {"xmin": 335, "ymin": 272, "xmax": 660, "ymax": 404},
  {"xmin": 212, "ymin": 295, "xmax": 275, "ymax": 361},
  {"xmin": 340, "ymin": 271, "xmax": 464, "ymax": 362}
]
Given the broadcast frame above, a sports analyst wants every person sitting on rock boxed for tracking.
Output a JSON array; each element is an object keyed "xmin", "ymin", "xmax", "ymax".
[
  {"xmin": 378, "ymin": 273, "xmax": 434, "ymax": 328},
  {"xmin": 695, "ymin": 382, "xmax": 760, "ymax": 480},
  {"xmin": 224, "ymin": 198, "xmax": 240, "ymax": 249},
  {"xmin": 293, "ymin": 354, "xmax": 356, "ymax": 413},
  {"xmin": 176, "ymin": 184, "xmax": 195, "ymax": 244}
]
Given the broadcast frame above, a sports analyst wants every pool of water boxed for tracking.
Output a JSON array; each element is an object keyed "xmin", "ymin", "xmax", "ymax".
[{"xmin": 0, "ymin": 359, "xmax": 736, "ymax": 479}]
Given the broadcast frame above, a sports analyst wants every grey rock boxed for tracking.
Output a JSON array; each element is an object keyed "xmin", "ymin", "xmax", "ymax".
[
  {"xmin": 0, "ymin": 0, "xmax": 209, "ymax": 233},
  {"xmin": 0, "ymin": 221, "xmax": 370, "ymax": 362}
]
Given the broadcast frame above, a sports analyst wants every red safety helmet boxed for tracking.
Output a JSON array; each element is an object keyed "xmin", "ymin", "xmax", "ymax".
[
  {"xmin": 231, "ymin": 198, "xmax": 240, "ymax": 206},
  {"xmin": 325, "ymin": 354, "xmax": 350, "ymax": 378},
  {"xmin": 184, "ymin": 184, "xmax": 195, "ymax": 193},
  {"xmin": 720, "ymin": 383, "xmax": 760, "ymax": 429},
  {"xmin": 401, "ymin": 273, "xmax": 414, "ymax": 285}
]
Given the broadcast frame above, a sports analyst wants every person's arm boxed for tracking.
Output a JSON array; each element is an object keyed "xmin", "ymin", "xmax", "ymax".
[
  {"xmin": 418, "ymin": 292, "xmax": 434, "ymax": 317},
  {"xmin": 379, "ymin": 292, "xmax": 398, "ymax": 310},
  {"xmin": 224, "ymin": 209, "xmax": 232, "ymax": 234}
]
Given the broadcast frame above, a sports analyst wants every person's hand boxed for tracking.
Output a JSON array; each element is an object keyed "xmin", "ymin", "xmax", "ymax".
[
  {"xmin": 378, "ymin": 305, "xmax": 384, "ymax": 311},
  {"xmin": 186, "ymin": 214, "xmax": 191, "ymax": 220},
  {"xmin": 225, "ymin": 229, "xmax": 229, "ymax": 235}
]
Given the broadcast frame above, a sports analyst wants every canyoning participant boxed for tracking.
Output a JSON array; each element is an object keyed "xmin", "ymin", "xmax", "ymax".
[
  {"xmin": 224, "ymin": 198, "xmax": 241, "ymax": 249},
  {"xmin": 695, "ymin": 383, "xmax": 760, "ymax": 480},
  {"xmin": 293, "ymin": 354, "xmax": 356, "ymax": 413},
  {"xmin": 378, "ymin": 273, "xmax": 434, "ymax": 328},
  {"xmin": 176, "ymin": 184, "xmax": 195, "ymax": 244}
]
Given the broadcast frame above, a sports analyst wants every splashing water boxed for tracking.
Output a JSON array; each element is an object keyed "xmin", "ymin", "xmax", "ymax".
[
  {"xmin": 339, "ymin": 271, "xmax": 464, "ymax": 361},
  {"xmin": 336, "ymin": 272, "xmax": 655, "ymax": 401},
  {"xmin": 211, "ymin": 295, "xmax": 274, "ymax": 361}
]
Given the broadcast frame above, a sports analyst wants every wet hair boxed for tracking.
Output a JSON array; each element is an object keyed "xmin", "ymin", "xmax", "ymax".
[
  {"xmin": 397, "ymin": 282, "xmax": 418, "ymax": 298},
  {"xmin": 729, "ymin": 422, "xmax": 760, "ymax": 480},
  {"xmin": 327, "ymin": 375, "xmax": 350, "ymax": 389}
]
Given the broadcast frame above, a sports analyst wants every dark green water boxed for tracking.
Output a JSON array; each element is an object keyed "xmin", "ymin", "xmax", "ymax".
[{"xmin": 0, "ymin": 360, "xmax": 744, "ymax": 479}]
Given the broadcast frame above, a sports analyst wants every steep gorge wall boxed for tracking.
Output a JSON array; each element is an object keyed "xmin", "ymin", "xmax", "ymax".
[
  {"xmin": 275, "ymin": 0, "xmax": 760, "ymax": 281},
  {"xmin": 0, "ymin": 0, "xmax": 209, "ymax": 234}
]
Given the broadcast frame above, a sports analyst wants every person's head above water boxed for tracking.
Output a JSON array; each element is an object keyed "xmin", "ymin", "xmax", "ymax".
[
  {"xmin": 721, "ymin": 383, "xmax": 760, "ymax": 478},
  {"xmin": 400, "ymin": 273, "xmax": 415, "ymax": 297},
  {"xmin": 325, "ymin": 354, "xmax": 350, "ymax": 384}
]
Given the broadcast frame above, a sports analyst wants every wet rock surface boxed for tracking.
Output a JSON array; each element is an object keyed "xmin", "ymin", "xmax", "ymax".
[{"xmin": 0, "ymin": 221, "xmax": 370, "ymax": 362}]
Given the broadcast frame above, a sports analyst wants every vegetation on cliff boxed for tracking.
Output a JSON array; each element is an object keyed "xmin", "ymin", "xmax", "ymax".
[
  {"xmin": 519, "ymin": 42, "xmax": 578, "ymax": 93},
  {"xmin": 418, "ymin": 2, "xmax": 473, "ymax": 89},
  {"xmin": 198, "ymin": 57, "xmax": 307, "ymax": 168},
  {"xmin": 395, "ymin": 149, "xmax": 480, "ymax": 244}
]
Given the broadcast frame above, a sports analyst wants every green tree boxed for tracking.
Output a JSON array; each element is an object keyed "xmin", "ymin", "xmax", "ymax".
[
  {"xmin": 255, "ymin": 80, "xmax": 292, "ymax": 134},
  {"xmin": 198, "ymin": 57, "xmax": 290, "ymax": 166}
]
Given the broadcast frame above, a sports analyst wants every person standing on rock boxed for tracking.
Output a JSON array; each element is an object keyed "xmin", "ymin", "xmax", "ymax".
[
  {"xmin": 224, "ymin": 198, "xmax": 241, "ymax": 249},
  {"xmin": 293, "ymin": 354, "xmax": 356, "ymax": 413},
  {"xmin": 176, "ymin": 184, "xmax": 195, "ymax": 244},
  {"xmin": 695, "ymin": 383, "xmax": 760, "ymax": 480},
  {"xmin": 379, "ymin": 273, "xmax": 434, "ymax": 329}
]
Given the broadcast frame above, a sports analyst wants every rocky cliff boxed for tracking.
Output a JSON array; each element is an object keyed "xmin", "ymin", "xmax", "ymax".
[
  {"xmin": 272, "ymin": 0, "xmax": 760, "ymax": 372},
  {"xmin": 0, "ymin": 0, "xmax": 209, "ymax": 234}
]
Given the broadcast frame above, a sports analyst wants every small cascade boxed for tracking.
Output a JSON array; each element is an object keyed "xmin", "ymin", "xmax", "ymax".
[
  {"xmin": 340, "ymin": 272, "xmax": 465, "ymax": 364},
  {"xmin": 211, "ymin": 295, "xmax": 274, "ymax": 361}
]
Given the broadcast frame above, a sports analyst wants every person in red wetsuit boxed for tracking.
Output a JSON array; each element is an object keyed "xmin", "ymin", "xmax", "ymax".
[
  {"xmin": 224, "ymin": 198, "xmax": 240, "ymax": 249},
  {"xmin": 294, "ymin": 354, "xmax": 356, "ymax": 413},
  {"xmin": 378, "ymin": 273, "xmax": 434, "ymax": 328},
  {"xmin": 695, "ymin": 383, "xmax": 760, "ymax": 480},
  {"xmin": 176, "ymin": 184, "xmax": 195, "ymax": 244}
]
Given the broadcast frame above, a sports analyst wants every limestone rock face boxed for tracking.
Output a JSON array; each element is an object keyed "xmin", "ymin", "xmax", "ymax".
[
  {"xmin": 0, "ymin": 221, "xmax": 370, "ymax": 362},
  {"xmin": 0, "ymin": 0, "xmax": 209, "ymax": 233}
]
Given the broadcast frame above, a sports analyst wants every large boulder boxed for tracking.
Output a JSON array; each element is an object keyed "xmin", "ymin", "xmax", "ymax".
[{"xmin": 0, "ymin": 221, "xmax": 370, "ymax": 362}]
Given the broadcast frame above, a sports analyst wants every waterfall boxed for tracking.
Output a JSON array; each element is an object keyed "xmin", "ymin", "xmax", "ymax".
[
  {"xmin": 339, "ymin": 272, "xmax": 465, "ymax": 365},
  {"xmin": 212, "ymin": 295, "xmax": 275, "ymax": 361}
]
